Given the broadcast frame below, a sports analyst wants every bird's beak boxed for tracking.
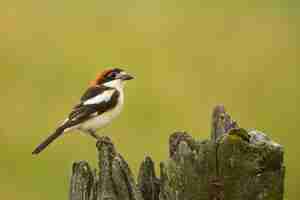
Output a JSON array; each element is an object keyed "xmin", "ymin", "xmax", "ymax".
[{"xmin": 119, "ymin": 72, "xmax": 134, "ymax": 81}]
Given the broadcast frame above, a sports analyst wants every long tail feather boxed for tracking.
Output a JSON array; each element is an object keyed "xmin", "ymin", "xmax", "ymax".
[{"xmin": 32, "ymin": 127, "xmax": 65, "ymax": 155}]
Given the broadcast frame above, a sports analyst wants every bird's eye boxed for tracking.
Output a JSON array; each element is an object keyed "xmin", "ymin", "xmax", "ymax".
[{"xmin": 110, "ymin": 72, "xmax": 117, "ymax": 78}]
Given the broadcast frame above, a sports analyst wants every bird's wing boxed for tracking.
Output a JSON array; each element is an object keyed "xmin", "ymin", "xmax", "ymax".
[
  {"xmin": 66, "ymin": 87, "xmax": 120, "ymax": 128},
  {"xmin": 80, "ymin": 86, "xmax": 111, "ymax": 102},
  {"xmin": 32, "ymin": 86, "xmax": 120, "ymax": 155}
]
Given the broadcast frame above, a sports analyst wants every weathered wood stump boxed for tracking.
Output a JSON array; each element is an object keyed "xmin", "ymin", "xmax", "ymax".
[
  {"xmin": 70, "ymin": 136, "xmax": 143, "ymax": 200},
  {"xmin": 69, "ymin": 105, "xmax": 285, "ymax": 200}
]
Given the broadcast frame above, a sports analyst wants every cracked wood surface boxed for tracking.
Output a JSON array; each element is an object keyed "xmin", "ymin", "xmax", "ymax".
[{"xmin": 69, "ymin": 105, "xmax": 285, "ymax": 200}]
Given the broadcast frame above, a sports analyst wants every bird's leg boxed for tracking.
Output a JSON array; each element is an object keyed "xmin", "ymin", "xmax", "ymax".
[{"xmin": 87, "ymin": 129, "xmax": 101, "ymax": 140}]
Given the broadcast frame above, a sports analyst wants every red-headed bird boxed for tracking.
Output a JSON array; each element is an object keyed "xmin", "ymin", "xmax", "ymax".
[{"xmin": 32, "ymin": 68, "xmax": 134, "ymax": 155}]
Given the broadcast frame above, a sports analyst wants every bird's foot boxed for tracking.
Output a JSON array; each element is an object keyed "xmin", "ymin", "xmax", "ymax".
[{"xmin": 87, "ymin": 130, "xmax": 101, "ymax": 140}]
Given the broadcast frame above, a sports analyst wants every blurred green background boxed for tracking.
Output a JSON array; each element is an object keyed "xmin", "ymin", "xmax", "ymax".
[{"xmin": 0, "ymin": 0, "xmax": 298, "ymax": 199}]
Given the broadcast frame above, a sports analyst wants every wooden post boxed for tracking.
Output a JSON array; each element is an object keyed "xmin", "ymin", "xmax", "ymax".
[{"xmin": 69, "ymin": 106, "xmax": 285, "ymax": 200}]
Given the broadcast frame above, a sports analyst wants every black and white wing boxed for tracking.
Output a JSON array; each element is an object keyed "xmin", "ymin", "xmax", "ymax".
[
  {"xmin": 32, "ymin": 86, "xmax": 119, "ymax": 155},
  {"xmin": 68, "ymin": 86, "xmax": 120, "ymax": 126}
]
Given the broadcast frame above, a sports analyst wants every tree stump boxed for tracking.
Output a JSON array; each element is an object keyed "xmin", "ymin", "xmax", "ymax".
[{"xmin": 69, "ymin": 105, "xmax": 285, "ymax": 200}]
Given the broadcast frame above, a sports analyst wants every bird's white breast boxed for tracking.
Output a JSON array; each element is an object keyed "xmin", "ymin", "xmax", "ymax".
[
  {"xmin": 80, "ymin": 96, "xmax": 123, "ymax": 130},
  {"xmin": 79, "ymin": 80, "xmax": 124, "ymax": 131}
]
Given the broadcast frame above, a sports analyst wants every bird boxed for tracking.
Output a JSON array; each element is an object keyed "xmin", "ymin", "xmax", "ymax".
[{"xmin": 32, "ymin": 68, "xmax": 134, "ymax": 155}]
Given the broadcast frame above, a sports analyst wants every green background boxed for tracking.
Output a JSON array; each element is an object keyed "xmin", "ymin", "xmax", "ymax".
[{"xmin": 0, "ymin": 0, "xmax": 298, "ymax": 199}]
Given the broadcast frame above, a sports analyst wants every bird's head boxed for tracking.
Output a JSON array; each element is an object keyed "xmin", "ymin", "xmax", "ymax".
[{"xmin": 90, "ymin": 68, "xmax": 134, "ymax": 87}]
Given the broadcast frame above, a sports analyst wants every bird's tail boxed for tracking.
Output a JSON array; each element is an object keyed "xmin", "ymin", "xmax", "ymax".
[{"xmin": 32, "ymin": 126, "xmax": 66, "ymax": 155}]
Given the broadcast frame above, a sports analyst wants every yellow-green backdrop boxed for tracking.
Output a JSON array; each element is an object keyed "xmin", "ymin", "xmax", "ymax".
[{"xmin": 0, "ymin": 0, "xmax": 298, "ymax": 199}]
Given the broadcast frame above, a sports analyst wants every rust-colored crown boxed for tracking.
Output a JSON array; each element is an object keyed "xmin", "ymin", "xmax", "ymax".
[{"xmin": 89, "ymin": 69, "xmax": 113, "ymax": 87}]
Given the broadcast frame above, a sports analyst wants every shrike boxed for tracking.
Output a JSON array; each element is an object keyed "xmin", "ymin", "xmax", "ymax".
[{"xmin": 32, "ymin": 68, "xmax": 134, "ymax": 155}]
